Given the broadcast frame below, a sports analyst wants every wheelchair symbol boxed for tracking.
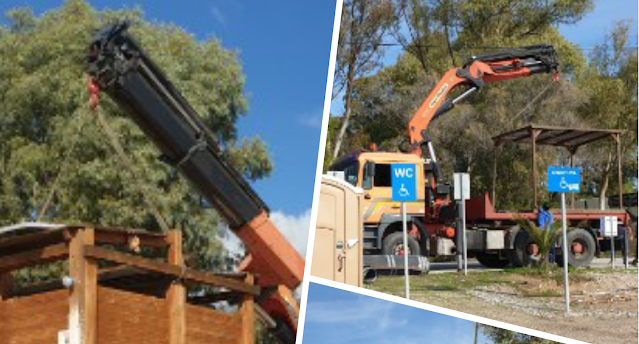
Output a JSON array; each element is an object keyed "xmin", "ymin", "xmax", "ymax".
[
  {"xmin": 398, "ymin": 183, "xmax": 410, "ymax": 197},
  {"xmin": 559, "ymin": 177, "xmax": 579, "ymax": 191}
]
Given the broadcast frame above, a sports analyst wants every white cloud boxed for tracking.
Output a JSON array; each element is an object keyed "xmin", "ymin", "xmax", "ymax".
[
  {"xmin": 210, "ymin": 5, "xmax": 227, "ymax": 27},
  {"xmin": 218, "ymin": 225, "xmax": 244, "ymax": 257},
  {"xmin": 298, "ymin": 108, "xmax": 324, "ymax": 128},
  {"xmin": 270, "ymin": 209, "xmax": 311, "ymax": 256},
  {"xmin": 305, "ymin": 296, "xmax": 397, "ymax": 331}
]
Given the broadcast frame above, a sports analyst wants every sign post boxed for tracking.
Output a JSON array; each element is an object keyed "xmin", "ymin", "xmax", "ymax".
[
  {"xmin": 600, "ymin": 216, "xmax": 618, "ymax": 269},
  {"xmin": 547, "ymin": 166, "xmax": 581, "ymax": 315},
  {"xmin": 391, "ymin": 163, "xmax": 417, "ymax": 300},
  {"xmin": 454, "ymin": 173, "xmax": 470, "ymax": 275}
]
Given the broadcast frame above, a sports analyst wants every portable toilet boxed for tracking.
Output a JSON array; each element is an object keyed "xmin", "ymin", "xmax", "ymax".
[{"xmin": 311, "ymin": 175, "xmax": 363, "ymax": 287}]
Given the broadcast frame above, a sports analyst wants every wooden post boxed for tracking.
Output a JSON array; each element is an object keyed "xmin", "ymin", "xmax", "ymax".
[
  {"xmin": 614, "ymin": 133, "xmax": 623, "ymax": 209},
  {"xmin": 167, "ymin": 229, "xmax": 186, "ymax": 344},
  {"xmin": 239, "ymin": 274, "xmax": 255, "ymax": 344},
  {"xmin": 492, "ymin": 142, "xmax": 501, "ymax": 207},
  {"xmin": 68, "ymin": 227, "xmax": 97, "ymax": 344},
  {"xmin": 531, "ymin": 129, "xmax": 541, "ymax": 209},
  {"xmin": 0, "ymin": 272, "xmax": 12, "ymax": 300},
  {"xmin": 0, "ymin": 272, "xmax": 13, "ymax": 341},
  {"xmin": 568, "ymin": 146, "xmax": 578, "ymax": 209}
]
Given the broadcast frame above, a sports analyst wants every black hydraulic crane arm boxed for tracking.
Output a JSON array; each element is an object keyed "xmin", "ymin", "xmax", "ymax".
[
  {"xmin": 86, "ymin": 22, "xmax": 304, "ymax": 340},
  {"xmin": 86, "ymin": 21, "xmax": 267, "ymax": 229}
]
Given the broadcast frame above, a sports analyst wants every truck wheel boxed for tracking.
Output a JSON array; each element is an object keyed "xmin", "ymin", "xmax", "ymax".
[
  {"xmin": 557, "ymin": 228, "xmax": 596, "ymax": 267},
  {"xmin": 475, "ymin": 253, "xmax": 510, "ymax": 268},
  {"xmin": 363, "ymin": 267, "xmax": 377, "ymax": 284},
  {"xmin": 382, "ymin": 232, "xmax": 421, "ymax": 257},
  {"xmin": 509, "ymin": 231, "xmax": 534, "ymax": 267}
]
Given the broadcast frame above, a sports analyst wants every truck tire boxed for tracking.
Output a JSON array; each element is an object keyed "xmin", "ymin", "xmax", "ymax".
[
  {"xmin": 557, "ymin": 228, "xmax": 596, "ymax": 267},
  {"xmin": 509, "ymin": 231, "xmax": 533, "ymax": 267},
  {"xmin": 382, "ymin": 232, "xmax": 421, "ymax": 257},
  {"xmin": 475, "ymin": 253, "xmax": 510, "ymax": 268}
]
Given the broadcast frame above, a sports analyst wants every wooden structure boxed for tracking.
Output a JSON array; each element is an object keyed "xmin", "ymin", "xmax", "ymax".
[
  {"xmin": 492, "ymin": 124, "xmax": 625, "ymax": 209},
  {"xmin": 0, "ymin": 225, "xmax": 258, "ymax": 344}
]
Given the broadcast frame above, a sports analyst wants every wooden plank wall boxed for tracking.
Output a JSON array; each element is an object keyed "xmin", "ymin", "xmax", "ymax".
[
  {"xmin": 0, "ymin": 282, "xmax": 245, "ymax": 344},
  {"xmin": 0, "ymin": 289, "xmax": 68, "ymax": 344},
  {"xmin": 186, "ymin": 303, "xmax": 241, "ymax": 344},
  {"xmin": 97, "ymin": 286, "xmax": 168, "ymax": 344}
]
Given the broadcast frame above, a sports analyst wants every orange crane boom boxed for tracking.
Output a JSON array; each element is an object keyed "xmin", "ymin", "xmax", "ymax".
[{"xmin": 405, "ymin": 45, "xmax": 559, "ymax": 156}]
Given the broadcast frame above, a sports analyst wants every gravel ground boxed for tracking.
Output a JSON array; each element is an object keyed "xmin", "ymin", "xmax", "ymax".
[{"xmin": 368, "ymin": 269, "xmax": 638, "ymax": 343}]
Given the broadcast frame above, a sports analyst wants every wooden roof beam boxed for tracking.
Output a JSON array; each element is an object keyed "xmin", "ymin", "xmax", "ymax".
[{"xmin": 83, "ymin": 246, "xmax": 260, "ymax": 295}]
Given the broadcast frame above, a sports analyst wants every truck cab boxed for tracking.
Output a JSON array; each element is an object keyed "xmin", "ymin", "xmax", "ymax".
[{"xmin": 329, "ymin": 152, "xmax": 447, "ymax": 258}]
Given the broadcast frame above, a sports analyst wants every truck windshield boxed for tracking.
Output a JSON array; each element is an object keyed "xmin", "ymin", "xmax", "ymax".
[{"xmin": 344, "ymin": 162, "xmax": 359, "ymax": 186}]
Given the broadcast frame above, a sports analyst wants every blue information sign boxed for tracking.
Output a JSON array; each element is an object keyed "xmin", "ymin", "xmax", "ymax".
[
  {"xmin": 391, "ymin": 164, "xmax": 417, "ymax": 201},
  {"xmin": 547, "ymin": 166, "xmax": 581, "ymax": 192}
]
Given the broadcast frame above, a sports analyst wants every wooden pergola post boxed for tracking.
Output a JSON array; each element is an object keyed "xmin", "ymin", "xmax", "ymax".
[
  {"xmin": 613, "ymin": 133, "xmax": 624, "ymax": 208},
  {"xmin": 568, "ymin": 146, "xmax": 579, "ymax": 209},
  {"xmin": 167, "ymin": 229, "xmax": 186, "ymax": 344},
  {"xmin": 0, "ymin": 271, "xmax": 13, "ymax": 339},
  {"xmin": 239, "ymin": 274, "xmax": 255, "ymax": 344},
  {"xmin": 530, "ymin": 128, "xmax": 542, "ymax": 209},
  {"xmin": 492, "ymin": 141, "xmax": 501, "ymax": 207},
  {"xmin": 0, "ymin": 272, "xmax": 12, "ymax": 300},
  {"xmin": 68, "ymin": 227, "xmax": 97, "ymax": 344}
]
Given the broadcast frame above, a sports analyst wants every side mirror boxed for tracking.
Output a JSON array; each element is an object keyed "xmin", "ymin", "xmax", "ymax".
[
  {"xmin": 364, "ymin": 161, "xmax": 375, "ymax": 178},
  {"xmin": 362, "ymin": 161, "xmax": 375, "ymax": 190}
]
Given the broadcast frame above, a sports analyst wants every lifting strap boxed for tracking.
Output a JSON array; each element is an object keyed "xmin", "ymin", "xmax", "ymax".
[
  {"xmin": 36, "ymin": 108, "xmax": 88, "ymax": 221},
  {"xmin": 89, "ymin": 78, "xmax": 172, "ymax": 233},
  {"xmin": 508, "ymin": 80, "xmax": 555, "ymax": 124}
]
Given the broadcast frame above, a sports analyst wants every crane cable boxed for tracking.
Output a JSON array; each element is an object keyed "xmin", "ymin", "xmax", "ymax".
[
  {"xmin": 88, "ymin": 78, "xmax": 172, "ymax": 233},
  {"xmin": 37, "ymin": 79, "xmax": 172, "ymax": 234},
  {"xmin": 36, "ymin": 106, "xmax": 88, "ymax": 221},
  {"xmin": 508, "ymin": 80, "xmax": 555, "ymax": 124}
]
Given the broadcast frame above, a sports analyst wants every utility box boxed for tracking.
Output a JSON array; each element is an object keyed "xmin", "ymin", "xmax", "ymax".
[{"xmin": 311, "ymin": 176, "xmax": 363, "ymax": 287}]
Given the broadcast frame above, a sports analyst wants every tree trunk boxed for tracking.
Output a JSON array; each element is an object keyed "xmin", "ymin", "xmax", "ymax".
[
  {"xmin": 599, "ymin": 173, "xmax": 609, "ymax": 210},
  {"xmin": 333, "ymin": 58, "xmax": 355, "ymax": 159},
  {"xmin": 442, "ymin": 0, "xmax": 456, "ymax": 67},
  {"xmin": 598, "ymin": 152, "xmax": 614, "ymax": 210}
]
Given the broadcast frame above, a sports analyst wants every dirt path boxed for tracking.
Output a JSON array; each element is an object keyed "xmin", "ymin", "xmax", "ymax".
[{"xmin": 368, "ymin": 270, "xmax": 638, "ymax": 343}]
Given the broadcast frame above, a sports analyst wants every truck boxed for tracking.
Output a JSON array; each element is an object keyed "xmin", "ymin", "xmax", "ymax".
[{"xmin": 328, "ymin": 45, "xmax": 632, "ymax": 271}]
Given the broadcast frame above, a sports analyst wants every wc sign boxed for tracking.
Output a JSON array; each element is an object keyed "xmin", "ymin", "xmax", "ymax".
[
  {"xmin": 391, "ymin": 164, "xmax": 417, "ymax": 202},
  {"xmin": 547, "ymin": 166, "xmax": 581, "ymax": 192}
]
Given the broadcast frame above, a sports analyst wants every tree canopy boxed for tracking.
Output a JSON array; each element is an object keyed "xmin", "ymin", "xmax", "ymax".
[{"xmin": 0, "ymin": 0, "xmax": 273, "ymax": 274}]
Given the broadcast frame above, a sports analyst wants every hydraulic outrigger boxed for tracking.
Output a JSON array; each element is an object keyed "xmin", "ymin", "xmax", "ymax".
[{"xmin": 86, "ymin": 22, "xmax": 303, "ymax": 343}]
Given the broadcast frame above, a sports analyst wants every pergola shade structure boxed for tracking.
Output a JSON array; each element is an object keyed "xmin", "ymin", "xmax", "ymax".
[{"xmin": 491, "ymin": 124, "xmax": 625, "ymax": 209}]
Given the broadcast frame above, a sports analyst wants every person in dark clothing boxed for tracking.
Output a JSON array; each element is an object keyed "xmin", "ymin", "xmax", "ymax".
[{"xmin": 538, "ymin": 203, "xmax": 556, "ymax": 263}]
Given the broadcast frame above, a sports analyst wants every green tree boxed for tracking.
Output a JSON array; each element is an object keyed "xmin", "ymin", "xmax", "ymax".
[
  {"xmin": 480, "ymin": 324, "xmax": 560, "ymax": 343},
  {"xmin": 575, "ymin": 20, "xmax": 638, "ymax": 207},
  {"xmin": 0, "ymin": 1, "xmax": 272, "ymax": 274},
  {"xmin": 331, "ymin": 0, "xmax": 394, "ymax": 161}
]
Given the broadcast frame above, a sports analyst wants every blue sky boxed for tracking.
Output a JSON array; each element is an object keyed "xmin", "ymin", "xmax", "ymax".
[
  {"xmin": 303, "ymin": 283, "xmax": 495, "ymax": 344},
  {"xmin": 331, "ymin": 0, "xmax": 639, "ymax": 114},
  {"xmin": 0, "ymin": 0, "xmax": 335, "ymax": 217}
]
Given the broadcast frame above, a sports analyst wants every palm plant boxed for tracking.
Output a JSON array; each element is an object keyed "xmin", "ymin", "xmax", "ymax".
[{"xmin": 515, "ymin": 216, "xmax": 565, "ymax": 268}]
